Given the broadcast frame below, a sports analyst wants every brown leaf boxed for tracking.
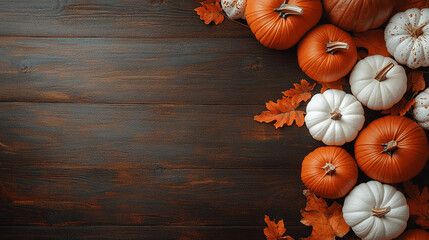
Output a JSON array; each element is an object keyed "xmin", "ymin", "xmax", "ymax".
[
  {"xmin": 264, "ymin": 215, "xmax": 294, "ymax": 240},
  {"xmin": 319, "ymin": 78, "xmax": 349, "ymax": 93},
  {"xmin": 394, "ymin": 0, "xmax": 429, "ymax": 14},
  {"xmin": 194, "ymin": 1, "xmax": 224, "ymax": 25},
  {"xmin": 403, "ymin": 181, "xmax": 429, "ymax": 229},
  {"xmin": 254, "ymin": 97, "xmax": 305, "ymax": 128},
  {"xmin": 282, "ymin": 79, "xmax": 316, "ymax": 105},
  {"xmin": 407, "ymin": 71, "xmax": 425, "ymax": 92},
  {"xmin": 300, "ymin": 190, "xmax": 350, "ymax": 240},
  {"xmin": 352, "ymin": 30, "xmax": 390, "ymax": 59},
  {"xmin": 381, "ymin": 98, "xmax": 415, "ymax": 116}
]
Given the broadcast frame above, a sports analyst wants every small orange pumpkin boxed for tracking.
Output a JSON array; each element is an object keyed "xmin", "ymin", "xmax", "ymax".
[
  {"xmin": 323, "ymin": 0, "xmax": 394, "ymax": 32},
  {"xmin": 246, "ymin": 0, "xmax": 322, "ymax": 50},
  {"xmin": 397, "ymin": 229, "xmax": 429, "ymax": 240},
  {"xmin": 297, "ymin": 24, "xmax": 357, "ymax": 83},
  {"xmin": 355, "ymin": 116, "xmax": 429, "ymax": 183},
  {"xmin": 301, "ymin": 146, "xmax": 358, "ymax": 199}
]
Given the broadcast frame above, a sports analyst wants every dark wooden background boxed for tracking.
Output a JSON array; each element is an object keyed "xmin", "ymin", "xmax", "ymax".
[{"xmin": 0, "ymin": 1, "xmax": 427, "ymax": 239}]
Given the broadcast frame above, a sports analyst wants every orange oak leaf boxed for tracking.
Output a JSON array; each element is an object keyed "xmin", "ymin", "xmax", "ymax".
[
  {"xmin": 403, "ymin": 181, "xmax": 429, "ymax": 229},
  {"xmin": 282, "ymin": 79, "xmax": 316, "ymax": 105},
  {"xmin": 264, "ymin": 215, "xmax": 294, "ymax": 240},
  {"xmin": 254, "ymin": 97, "xmax": 305, "ymax": 128},
  {"xmin": 394, "ymin": 0, "xmax": 429, "ymax": 14},
  {"xmin": 319, "ymin": 78, "xmax": 349, "ymax": 93},
  {"xmin": 352, "ymin": 30, "xmax": 390, "ymax": 59},
  {"xmin": 407, "ymin": 71, "xmax": 425, "ymax": 92},
  {"xmin": 194, "ymin": 1, "xmax": 224, "ymax": 25},
  {"xmin": 381, "ymin": 98, "xmax": 415, "ymax": 116},
  {"xmin": 300, "ymin": 190, "xmax": 350, "ymax": 240}
]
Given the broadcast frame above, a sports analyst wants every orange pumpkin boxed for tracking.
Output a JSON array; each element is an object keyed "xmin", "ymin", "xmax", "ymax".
[
  {"xmin": 355, "ymin": 116, "xmax": 429, "ymax": 183},
  {"xmin": 397, "ymin": 229, "xmax": 429, "ymax": 240},
  {"xmin": 323, "ymin": 0, "xmax": 394, "ymax": 32},
  {"xmin": 301, "ymin": 146, "xmax": 358, "ymax": 199},
  {"xmin": 246, "ymin": 0, "xmax": 322, "ymax": 50},
  {"xmin": 297, "ymin": 24, "xmax": 357, "ymax": 82}
]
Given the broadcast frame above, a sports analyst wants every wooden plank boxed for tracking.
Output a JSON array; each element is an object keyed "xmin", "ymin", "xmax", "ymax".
[
  {"xmin": 0, "ymin": 37, "xmax": 306, "ymax": 104},
  {"xmin": 0, "ymin": 0, "xmax": 251, "ymax": 38},
  {"xmin": 0, "ymin": 102, "xmax": 320, "ymax": 169},
  {"xmin": 0, "ymin": 226, "xmax": 312, "ymax": 240},
  {"xmin": 0, "ymin": 167, "xmax": 307, "ymax": 226}
]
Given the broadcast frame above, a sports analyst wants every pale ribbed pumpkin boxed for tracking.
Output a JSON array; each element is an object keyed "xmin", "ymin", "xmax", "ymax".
[
  {"xmin": 221, "ymin": 0, "xmax": 247, "ymax": 19},
  {"xmin": 413, "ymin": 87, "xmax": 429, "ymax": 129},
  {"xmin": 343, "ymin": 181, "xmax": 409, "ymax": 240}
]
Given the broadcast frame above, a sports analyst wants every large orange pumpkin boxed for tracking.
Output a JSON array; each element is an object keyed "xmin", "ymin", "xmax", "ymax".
[
  {"xmin": 246, "ymin": 0, "xmax": 322, "ymax": 50},
  {"xmin": 323, "ymin": 0, "xmax": 394, "ymax": 32},
  {"xmin": 301, "ymin": 146, "xmax": 358, "ymax": 199},
  {"xmin": 354, "ymin": 116, "xmax": 429, "ymax": 183},
  {"xmin": 397, "ymin": 229, "xmax": 429, "ymax": 240},
  {"xmin": 297, "ymin": 24, "xmax": 357, "ymax": 83}
]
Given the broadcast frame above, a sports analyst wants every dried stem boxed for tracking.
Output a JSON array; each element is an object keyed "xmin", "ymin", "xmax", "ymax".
[
  {"xmin": 322, "ymin": 163, "xmax": 335, "ymax": 176},
  {"xmin": 274, "ymin": 2, "xmax": 303, "ymax": 19},
  {"xmin": 374, "ymin": 62, "xmax": 394, "ymax": 82},
  {"xmin": 372, "ymin": 206, "xmax": 391, "ymax": 218},
  {"xmin": 381, "ymin": 140, "xmax": 398, "ymax": 157},
  {"xmin": 330, "ymin": 109, "xmax": 342, "ymax": 120},
  {"xmin": 326, "ymin": 41, "xmax": 349, "ymax": 54}
]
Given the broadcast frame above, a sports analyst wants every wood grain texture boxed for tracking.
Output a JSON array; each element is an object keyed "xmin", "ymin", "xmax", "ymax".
[
  {"xmin": 0, "ymin": 103, "xmax": 320, "ymax": 169},
  {"xmin": 0, "ymin": 0, "xmax": 251, "ymax": 38},
  {"xmin": 0, "ymin": 167, "xmax": 306, "ymax": 226},
  {"xmin": 0, "ymin": 226, "xmax": 312, "ymax": 240},
  {"xmin": 0, "ymin": 37, "xmax": 306, "ymax": 104}
]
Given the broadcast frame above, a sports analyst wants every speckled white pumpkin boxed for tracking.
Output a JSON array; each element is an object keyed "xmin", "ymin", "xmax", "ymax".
[
  {"xmin": 343, "ymin": 181, "xmax": 409, "ymax": 240},
  {"xmin": 385, "ymin": 8, "xmax": 429, "ymax": 69},
  {"xmin": 221, "ymin": 0, "xmax": 247, "ymax": 19},
  {"xmin": 413, "ymin": 88, "xmax": 429, "ymax": 129},
  {"xmin": 350, "ymin": 55, "xmax": 407, "ymax": 110},
  {"xmin": 305, "ymin": 89, "xmax": 365, "ymax": 146}
]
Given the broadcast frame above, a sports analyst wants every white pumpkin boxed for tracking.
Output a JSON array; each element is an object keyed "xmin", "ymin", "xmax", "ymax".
[
  {"xmin": 350, "ymin": 55, "xmax": 407, "ymax": 110},
  {"xmin": 305, "ymin": 89, "xmax": 365, "ymax": 146},
  {"xmin": 385, "ymin": 8, "xmax": 429, "ymax": 69},
  {"xmin": 413, "ymin": 88, "xmax": 429, "ymax": 129},
  {"xmin": 343, "ymin": 181, "xmax": 409, "ymax": 240},
  {"xmin": 221, "ymin": 0, "xmax": 247, "ymax": 19}
]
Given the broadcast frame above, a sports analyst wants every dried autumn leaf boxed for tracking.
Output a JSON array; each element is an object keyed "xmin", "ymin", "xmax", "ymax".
[
  {"xmin": 394, "ymin": 0, "xmax": 429, "ymax": 14},
  {"xmin": 194, "ymin": 1, "xmax": 224, "ymax": 25},
  {"xmin": 403, "ymin": 181, "xmax": 429, "ymax": 229},
  {"xmin": 254, "ymin": 97, "xmax": 305, "ymax": 128},
  {"xmin": 264, "ymin": 215, "xmax": 294, "ymax": 240},
  {"xmin": 282, "ymin": 79, "xmax": 316, "ymax": 105},
  {"xmin": 381, "ymin": 98, "xmax": 415, "ymax": 116},
  {"xmin": 300, "ymin": 190, "xmax": 350, "ymax": 240},
  {"xmin": 319, "ymin": 78, "xmax": 348, "ymax": 93},
  {"xmin": 407, "ymin": 71, "xmax": 425, "ymax": 92},
  {"xmin": 352, "ymin": 30, "xmax": 390, "ymax": 59}
]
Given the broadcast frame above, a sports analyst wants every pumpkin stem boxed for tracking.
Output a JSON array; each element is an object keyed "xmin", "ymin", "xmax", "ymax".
[
  {"xmin": 410, "ymin": 24, "xmax": 426, "ymax": 38},
  {"xmin": 330, "ymin": 108, "xmax": 342, "ymax": 120},
  {"xmin": 381, "ymin": 140, "xmax": 398, "ymax": 157},
  {"xmin": 322, "ymin": 163, "xmax": 335, "ymax": 176},
  {"xmin": 274, "ymin": 2, "xmax": 303, "ymax": 19},
  {"xmin": 326, "ymin": 41, "xmax": 349, "ymax": 54},
  {"xmin": 374, "ymin": 62, "xmax": 394, "ymax": 82},
  {"xmin": 372, "ymin": 206, "xmax": 391, "ymax": 218}
]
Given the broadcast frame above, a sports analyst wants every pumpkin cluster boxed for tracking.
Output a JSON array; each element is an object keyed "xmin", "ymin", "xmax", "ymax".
[{"xmin": 202, "ymin": 0, "xmax": 429, "ymax": 239}]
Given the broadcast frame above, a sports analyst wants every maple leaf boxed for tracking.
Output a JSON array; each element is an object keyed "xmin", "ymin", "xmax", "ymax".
[
  {"xmin": 300, "ymin": 190, "xmax": 350, "ymax": 240},
  {"xmin": 352, "ymin": 30, "xmax": 390, "ymax": 59},
  {"xmin": 319, "ymin": 78, "xmax": 349, "ymax": 93},
  {"xmin": 403, "ymin": 181, "xmax": 429, "ymax": 229},
  {"xmin": 381, "ymin": 98, "xmax": 415, "ymax": 116},
  {"xmin": 282, "ymin": 79, "xmax": 316, "ymax": 105},
  {"xmin": 264, "ymin": 215, "xmax": 294, "ymax": 240},
  {"xmin": 194, "ymin": 1, "xmax": 224, "ymax": 25},
  {"xmin": 254, "ymin": 97, "xmax": 305, "ymax": 128},
  {"xmin": 394, "ymin": 0, "xmax": 429, "ymax": 14},
  {"xmin": 407, "ymin": 71, "xmax": 425, "ymax": 92}
]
